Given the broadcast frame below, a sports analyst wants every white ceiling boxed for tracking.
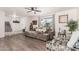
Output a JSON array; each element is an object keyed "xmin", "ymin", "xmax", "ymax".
[{"xmin": 0, "ymin": 7, "xmax": 75, "ymax": 17}]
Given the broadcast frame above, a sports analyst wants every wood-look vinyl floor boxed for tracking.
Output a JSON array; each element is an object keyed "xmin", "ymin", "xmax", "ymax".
[{"xmin": 0, "ymin": 34, "xmax": 46, "ymax": 51}]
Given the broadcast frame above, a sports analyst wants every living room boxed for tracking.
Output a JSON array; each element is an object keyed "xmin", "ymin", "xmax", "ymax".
[{"xmin": 0, "ymin": 7, "xmax": 79, "ymax": 51}]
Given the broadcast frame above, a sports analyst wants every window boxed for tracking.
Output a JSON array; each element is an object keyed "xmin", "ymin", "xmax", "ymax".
[{"xmin": 40, "ymin": 16, "xmax": 53, "ymax": 29}]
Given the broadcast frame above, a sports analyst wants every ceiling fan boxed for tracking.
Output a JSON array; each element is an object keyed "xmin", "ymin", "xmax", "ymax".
[{"xmin": 25, "ymin": 7, "xmax": 41, "ymax": 14}]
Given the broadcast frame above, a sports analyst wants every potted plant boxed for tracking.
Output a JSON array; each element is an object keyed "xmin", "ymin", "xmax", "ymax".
[{"xmin": 67, "ymin": 20, "xmax": 78, "ymax": 34}]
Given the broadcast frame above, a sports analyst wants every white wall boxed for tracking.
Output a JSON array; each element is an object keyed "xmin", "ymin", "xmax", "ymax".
[
  {"xmin": 5, "ymin": 16, "xmax": 29, "ymax": 35},
  {"xmin": 0, "ymin": 11, "xmax": 5, "ymax": 38},
  {"xmin": 25, "ymin": 16, "xmax": 39, "ymax": 31},
  {"xmin": 5, "ymin": 15, "xmax": 39, "ymax": 35},
  {"xmin": 25, "ymin": 16, "xmax": 33, "ymax": 31},
  {"xmin": 77, "ymin": 8, "xmax": 79, "ymax": 30},
  {"xmin": 55, "ymin": 9, "xmax": 78, "ymax": 37},
  {"xmin": 20, "ymin": 17, "xmax": 27, "ymax": 29},
  {"xmin": 12, "ymin": 17, "xmax": 27, "ymax": 32},
  {"xmin": 30, "ymin": 16, "xmax": 39, "ymax": 27}
]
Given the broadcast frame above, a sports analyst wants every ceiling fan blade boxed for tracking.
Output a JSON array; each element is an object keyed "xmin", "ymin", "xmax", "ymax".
[
  {"xmin": 27, "ymin": 11, "xmax": 32, "ymax": 13},
  {"xmin": 35, "ymin": 10, "xmax": 41, "ymax": 12},
  {"xmin": 25, "ymin": 7, "xmax": 41, "ymax": 14},
  {"xmin": 25, "ymin": 7, "xmax": 31, "ymax": 10}
]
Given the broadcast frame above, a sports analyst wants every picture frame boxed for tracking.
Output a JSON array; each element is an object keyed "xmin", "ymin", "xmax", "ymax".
[
  {"xmin": 59, "ymin": 15, "xmax": 68, "ymax": 23},
  {"xmin": 32, "ymin": 20, "xmax": 37, "ymax": 25},
  {"xmin": 13, "ymin": 21, "xmax": 20, "ymax": 23}
]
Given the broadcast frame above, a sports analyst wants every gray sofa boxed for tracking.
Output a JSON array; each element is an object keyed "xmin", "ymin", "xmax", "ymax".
[{"xmin": 24, "ymin": 31, "xmax": 53, "ymax": 41}]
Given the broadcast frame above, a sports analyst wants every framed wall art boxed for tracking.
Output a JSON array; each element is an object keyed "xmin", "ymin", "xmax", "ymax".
[{"xmin": 59, "ymin": 15, "xmax": 68, "ymax": 23}]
